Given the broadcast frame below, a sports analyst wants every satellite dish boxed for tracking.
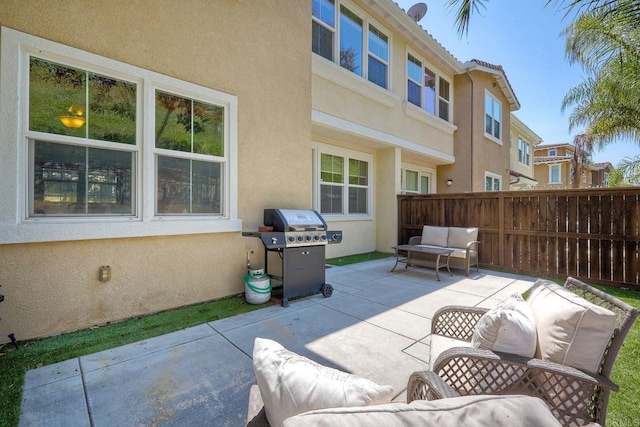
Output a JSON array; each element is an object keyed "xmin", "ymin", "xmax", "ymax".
[{"xmin": 407, "ymin": 2, "xmax": 427, "ymax": 22}]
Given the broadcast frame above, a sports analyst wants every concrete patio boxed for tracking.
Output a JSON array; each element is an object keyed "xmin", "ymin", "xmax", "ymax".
[{"xmin": 19, "ymin": 257, "xmax": 537, "ymax": 427}]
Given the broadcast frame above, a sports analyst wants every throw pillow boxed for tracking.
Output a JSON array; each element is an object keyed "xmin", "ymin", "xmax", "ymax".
[
  {"xmin": 526, "ymin": 279, "xmax": 616, "ymax": 374},
  {"xmin": 420, "ymin": 225, "xmax": 449, "ymax": 247},
  {"xmin": 252, "ymin": 338, "xmax": 394, "ymax": 427},
  {"xmin": 471, "ymin": 294, "xmax": 537, "ymax": 357}
]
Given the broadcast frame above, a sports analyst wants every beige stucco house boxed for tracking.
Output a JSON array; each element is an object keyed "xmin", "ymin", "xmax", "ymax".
[
  {"xmin": 509, "ymin": 114, "xmax": 542, "ymax": 190},
  {"xmin": 438, "ymin": 60, "xmax": 521, "ymax": 193},
  {"xmin": 1, "ymin": 0, "xmax": 540, "ymax": 341},
  {"xmin": 0, "ymin": 1, "xmax": 312, "ymax": 341},
  {"xmin": 533, "ymin": 142, "xmax": 610, "ymax": 188}
]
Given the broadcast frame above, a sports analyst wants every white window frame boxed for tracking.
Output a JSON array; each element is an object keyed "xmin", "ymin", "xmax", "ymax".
[
  {"xmin": 484, "ymin": 171, "xmax": 502, "ymax": 191},
  {"xmin": 401, "ymin": 164, "xmax": 435, "ymax": 194},
  {"xmin": 0, "ymin": 27, "xmax": 240, "ymax": 244},
  {"xmin": 517, "ymin": 137, "xmax": 531, "ymax": 166},
  {"xmin": 313, "ymin": 143, "xmax": 372, "ymax": 220},
  {"xmin": 484, "ymin": 90, "xmax": 502, "ymax": 144},
  {"xmin": 549, "ymin": 164, "xmax": 562, "ymax": 184},
  {"xmin": 405, "ymin": 49, "xmax": 452, "ymax": 123},
  {"xmin": 548, "ymin": 149, "xmax": 557, "ymax": 156},
  {"xmin": 312, "ymin": 0, "xmax": 391, "ymax": 91}
]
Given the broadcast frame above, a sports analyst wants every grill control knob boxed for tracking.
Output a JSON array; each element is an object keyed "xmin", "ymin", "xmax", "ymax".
[
  {"xmin": 321, "ymin": 234, "xmax": 327, "ymax": 241},
  {"xmin": 305, "ymin": 235, "xmax": 312, "ymax": 241},
  {"xmin": 297, "ymin": 235, "xmax": 303, "ymax": 242},
  {"xmin": 288, "ymin": 236, "xmax": 295, "ymax": 243},
  {"xmin": 313, "ymin": 235, "xmax": 320, "ymax": 241}
]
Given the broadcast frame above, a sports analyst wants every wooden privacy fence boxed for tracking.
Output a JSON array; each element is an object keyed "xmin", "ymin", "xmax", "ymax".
[{"xmin": 398, "ymin": 188, "xmax": 640, "ymax": 290}]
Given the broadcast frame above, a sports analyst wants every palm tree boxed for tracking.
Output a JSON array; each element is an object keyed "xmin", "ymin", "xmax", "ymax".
[
  {"xmin": 569, "ymin": 133, "xmax": 594, "ymax": 188},
  {"xmin": 447, "ymin": 0, "xmax": 640, "ymax": 37}
]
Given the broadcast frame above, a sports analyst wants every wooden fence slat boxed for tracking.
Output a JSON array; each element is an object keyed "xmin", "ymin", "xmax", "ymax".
[{"xmin": 397, "ymin": 188, "xmax": 640, "ymax": 289}]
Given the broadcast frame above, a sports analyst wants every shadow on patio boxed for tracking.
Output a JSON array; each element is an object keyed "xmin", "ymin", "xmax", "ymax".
[{"xmin": 19, "ymin": 258, "xmax": 537, "ymax": 427}]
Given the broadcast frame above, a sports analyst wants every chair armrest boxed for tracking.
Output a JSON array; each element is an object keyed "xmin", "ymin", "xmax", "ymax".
[
  {"xmin": 433, "ymin": 346, "xmax": 619, "ymax": 395},
  {"xmin": 408, "ymin": 236, "xmax": 421, "ymax": 245},
  {"xmin": 406, "ymin": 370, "xmax": 460, "ymax": 403},
  {"xmin": 431, "ymin": 305, "xmax": 488, "ymax": 339},
  {"xmin": 465, "ymin": 240, "xmax": 480, "ymax": 252}
]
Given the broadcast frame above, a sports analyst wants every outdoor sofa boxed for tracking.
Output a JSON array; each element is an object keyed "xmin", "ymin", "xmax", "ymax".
[
  {"xmin": 407, "ymin": 225, "xmax": 480, "ymax": 276},
  {"xmin": 246, "ymin": 338, "xmax": 562, "ymax": 426}
]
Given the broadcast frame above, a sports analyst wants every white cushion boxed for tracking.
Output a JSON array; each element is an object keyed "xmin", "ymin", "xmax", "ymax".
[
  {"xmin": 429, "ymin": 334, "xmax": 472, "ymax": 369},
  {"xmin": 420, "ymin": 225, "xmax": 449, "ymax": 247},
  {"xmin": 447, "ymin": 247, "xmax": 467, "ymax": 259},
  {"xmin": 252, "ymin": 338, "xmax": 394, "ymax": 427},
  {"xmin": 471, "ymin": 294, "xmax": 537, "ymax": 357},
  {"xmin": 447, "ymin": 227, "xmax": 478, "ymax": 249},
  {"xmin": 282, "ymin": 395, "xmax": 562, "ymax": 427},
  {"xmin": 526, "ymin": 280, "xmax": 616, "ymax": 374}
]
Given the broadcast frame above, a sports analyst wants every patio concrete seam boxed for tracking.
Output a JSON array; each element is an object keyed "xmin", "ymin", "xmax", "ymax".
[{"xmin": 76, "ymin": 357, "xmax": 95, "ymax": 427}]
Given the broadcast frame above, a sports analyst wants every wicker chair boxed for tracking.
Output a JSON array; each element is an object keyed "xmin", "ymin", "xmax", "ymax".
[{"xmin": 407, "ymin": 277, "xmax": 638, "ymax": 427}]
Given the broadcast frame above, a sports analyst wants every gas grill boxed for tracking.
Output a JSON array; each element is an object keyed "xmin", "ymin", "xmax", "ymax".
[{"xmin": 243, "ymin": 209, "xmax": 342, "ymax": 307}]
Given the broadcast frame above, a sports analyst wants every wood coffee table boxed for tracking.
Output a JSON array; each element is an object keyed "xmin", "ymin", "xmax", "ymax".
[{"xmin": 391, "ymin": 245, "xmax": 454, "ymax": 281}]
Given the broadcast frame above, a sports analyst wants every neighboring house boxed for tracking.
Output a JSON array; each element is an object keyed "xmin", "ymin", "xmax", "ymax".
[
  {"xmin": 509, "ymin": 114, "xmax": 542, "ymax": 190},
  {"xmin": 438, "ymin": 60, "xmax": 520, "ymax": 193},
  {"xmin": 0, "ymin": 0, "xmax": 539, "ymax": 341},
  {"xmin": 533, "ymin": 142, "xmax": 599, "ymax": 188},
  {"xmin": 590, "ymin": 162, "xmax": 614, "ymax": 187}
]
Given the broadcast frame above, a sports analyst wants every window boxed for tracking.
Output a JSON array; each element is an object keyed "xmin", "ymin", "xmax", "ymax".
[
  {"xmin": 517, "ymin": 138, "xmax": 530, "ymax": 165},
  {"xmin": 312, "ymin": 0, "xmax": 335, "ymax": 61},
  {"xmin": 406, "ymin": 53, "xmax": 451, "ymax": 122},
  {"xmin": 549, "ymin": 164, "xmax": 562, "ymax": 184},
  {"xmin": 155, "ymin": 91, "xmax": 225, "ymax": 215},
  {"xmin": 548, "ymin": 149, "xmax": 557, "ymax": 156},
  {"xmin": 312, "ymin": 1, "xmax": 390, "ymax": 90},
  {"xmin": 401, "ymin": 166, "xmax": 433, "ymax": 194},
  {"xmin": 367, "ymin": 25, "xmax": 388, "ymax": 88},
  {"xmin": 485, "ymin": 91, "xmax": 501, "ymax": 141},
  {"xmin": 316, "ymin": 146, "xmax": 371, "ymax": 217},
  {"xmin": 339, "ymin": 6, "xmax": 363, "ymax": 75},
  {"xmin": 2, "ymin": 27, "xmax": 239, "ymax": 243},
  {"xmin": 29, "ymin": 58, "xmax": 136, "ymax": 216},
  {"xmin": 485, "ymin": 172, "xmax": 502, "ymax": 191}
]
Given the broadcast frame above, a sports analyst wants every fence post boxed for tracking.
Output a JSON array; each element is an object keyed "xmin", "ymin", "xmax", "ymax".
[{"xmin": 499, "ymin": 193, "xmax": 505, "ymax": 269}]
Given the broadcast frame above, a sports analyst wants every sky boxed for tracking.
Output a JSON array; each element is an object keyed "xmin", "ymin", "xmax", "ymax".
[{"xmin": 395, "ymin": 0, "xmax": 639, "ymax": 166}]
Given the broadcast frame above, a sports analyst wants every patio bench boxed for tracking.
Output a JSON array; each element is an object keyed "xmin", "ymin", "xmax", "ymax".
[{"xmin": 406, "ymin": 225, "xmax": 479, "ymax": 276}]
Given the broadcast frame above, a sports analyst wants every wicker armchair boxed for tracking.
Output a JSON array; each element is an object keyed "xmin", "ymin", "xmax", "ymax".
[{"xmin": 407, "ymin": 277, "xmax": 638, "ymax": 427}]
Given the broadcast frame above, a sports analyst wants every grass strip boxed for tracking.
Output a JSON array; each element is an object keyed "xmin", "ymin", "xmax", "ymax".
[
  {"xmin": 325, "ymin": 251, "xmax": 394, "ymax": 266},
  {"xmin": 0, "ymin": 295, "xmax": 270, "ymax": 426}
]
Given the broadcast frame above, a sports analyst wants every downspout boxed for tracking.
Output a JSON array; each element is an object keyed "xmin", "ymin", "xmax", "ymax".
[{"xmin": 466, "ymin": 71, "xmax": 474, "ymax": 191}]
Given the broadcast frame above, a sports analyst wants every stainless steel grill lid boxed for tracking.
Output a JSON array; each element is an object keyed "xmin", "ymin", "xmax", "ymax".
[{"xmin": 264, "ymin": 209, "xmax": 327, "ymax": 231}]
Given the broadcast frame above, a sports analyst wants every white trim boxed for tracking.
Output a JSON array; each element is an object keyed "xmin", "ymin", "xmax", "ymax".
[
  {"xmin": 401, "ymin": 162, "xmax": 436, "ymax": 194},
  {"xmin": 312, "ymin": 110, "xmax": 455, "ymax": 163},
  {"xmin": 312, "ymin": 142, "xmax": 374, "ymax": 221},
  {"xmin": 484, "ymin": 89, "xmax": 502, "ymax": 145},
  {"xmin": 549, "ymin": 163, "xmax": 562, "ymax": 184},
  {"xmin": 0, "ymin": 27, "xmax": 240, "ymax": 244},
  {"xmin": 405, "ymin": 46, "xmax": 454, "ymax": 124},
  {"xmin": 484, "ymin": 171, "xmax": 502, "ymax": 191}
]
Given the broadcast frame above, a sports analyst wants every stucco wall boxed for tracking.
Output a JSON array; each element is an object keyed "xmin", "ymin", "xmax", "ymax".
[
  {"xmin": 0, "ymin": 1, "xmax": 311, "ymax": 341},
  {"xmin": 445, "ymin": 71, "xmax": 511, "ymax": 192}
]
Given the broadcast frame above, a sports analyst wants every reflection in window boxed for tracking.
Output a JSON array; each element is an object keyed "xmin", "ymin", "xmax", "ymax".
[
  {"xmin": 367, "ymin": 25, "xmax": 388, "ymax": 89},
  {"xmin": 485, "ymin": 92, "xmax": 501, "ymax": 140},
  {"xmin": 312, "ymin": 0, "xmax": 335, "ymax": 61},
  {"xmin": 438, "ymin": 78, "xmax": 450, "ymax": 121},
  {"xmin": 407, "ymin": 55, "xmax": 422, "ymax": 107},
  {"xmin": 155, "ymin": 91, "xmax": 224, "ymax": 156},
  {"xmin": 348, "ymin": 159, "xmax": 368, "ymax": 214},
  {"xmin": 339, "ymin": 6, "xmax": 363, "ymax": 75},
  {"xmin": 423, "ymin": 67, "xmax": 436, "ymax": 115},
  {"xmin": 29, "ymin": 57, "xmax": 136, "ymax": 144},
  {"xmin": 157, "ymin": 156, "xmax": 221, "ymax": 214},
  {"xmin": 33, "ymin": 141, "xmax": 133, "ymax": 215}
]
